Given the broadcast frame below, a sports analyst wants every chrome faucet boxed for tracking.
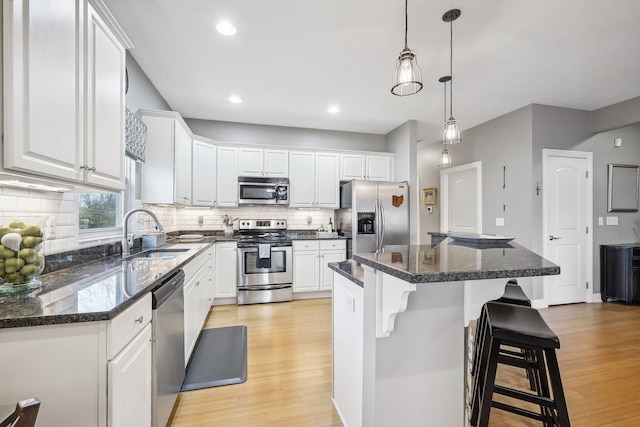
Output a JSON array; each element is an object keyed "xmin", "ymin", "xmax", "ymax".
[{"xmin": 122, "ymin": 208, "xmax": 164, "ymax": 258}]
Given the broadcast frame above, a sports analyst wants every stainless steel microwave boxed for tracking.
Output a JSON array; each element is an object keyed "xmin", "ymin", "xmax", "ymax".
[{"xmin": 238, "ymin": 176, "xmax": 289, "ymax": 206}]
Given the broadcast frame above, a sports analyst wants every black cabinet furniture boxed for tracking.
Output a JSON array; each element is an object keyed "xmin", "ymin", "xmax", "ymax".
[{"xmin": 600, "ymin": 244, "xmax": 640, "ymax": 305}]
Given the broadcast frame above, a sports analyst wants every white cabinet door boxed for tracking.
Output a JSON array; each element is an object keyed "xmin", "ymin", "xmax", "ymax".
[
  {"xmin": 183, "ymin": 278, "xmax": 199, "ymax": 363},
  {"xmin": 264, "ymin": 149, "xmax": 289, "ymax": 177},
  {"xmin": 293, "ymin": 251, "xmax": 320, "ymax": 292},
  {"xmin": 238, "ymin": 147, "xmax": 264, "ymax": 177},
  {"xmin": 315, "ymin": 152, "xmax": 340, "ymax": 208},
  {"xmin": 340, "ymin": 154, "xmax": 366, "ymax": 181},
  {"xmin": 214, "ymin": 242, "xmax": 238, "ymax": 299},
  {"xmin": 320, "ymin": 250, "xmax": 346, "ymax": 291},
  {"xmin": 108, "ymin": 323, "xmax": 152, "ymax": 427},
  {"xmin": 173, "ymin": 120, "xmax": 192, "ymax": 205},
  {"xmin": 192, "ymin": 139, "xmax": 217, "ymax": 206},
  {"xmin": 85, "ymin": 3, "xmax": 126, "ymax": 191},
  {"xmin": 289, "ymin": 151, "xmax": 316, "ymax": 207},
  {"xmin": 216, "ymin": 146, "xmax": 239, "ymax": 207},
  {"xmin": 366, "ymin": 155, "xmax": 393, "ymax": 181},
  {"xmin": 3, "ymin": 0, "xmax": 84, "ymax": 182}
]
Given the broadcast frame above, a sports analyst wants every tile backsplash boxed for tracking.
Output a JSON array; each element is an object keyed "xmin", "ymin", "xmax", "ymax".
[
  {"xmin": 144, "ymin": 206, "xmax": 336, "ymax": 234},
  {"xmin": 0, "ymin": 186, "xmax": 336, "ymax": 255}
]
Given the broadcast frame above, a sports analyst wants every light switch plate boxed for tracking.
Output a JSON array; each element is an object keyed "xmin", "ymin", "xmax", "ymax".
[
  {"xmin": 606, "ymin": 216, "xmax": 618, "ymax": 226},
  {"xmin": 496, "ymin": 217, "xmax": 505, "ymax": 227},
  {"xmin": 598, "ymin": 216, "xmax": 604, "ymax": 226}
]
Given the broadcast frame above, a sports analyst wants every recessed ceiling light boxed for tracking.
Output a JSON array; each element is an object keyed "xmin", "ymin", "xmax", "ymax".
[
  {"xmin": 229, "ymin": 96, "xmax": 242, "ymax": 104},
  {"xmin": 216, "ymin": 21, "xmax": 237, "ymax": 36},
  {"xmin": 328, "ymin": 105, "xmax": 340, "ymax": 114}
]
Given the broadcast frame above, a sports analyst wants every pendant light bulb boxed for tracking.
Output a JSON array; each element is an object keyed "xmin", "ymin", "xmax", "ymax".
[
  {"xmin": 439, "ymin": 148, "xmax": 452, "ymax": 168},
  {"xmin": 391, "ymin": 0, "xmax": 423, "ymax": 96},
  {"xmin": 443, "ymin": 117, "xmax": 461, "ymax": 144}
]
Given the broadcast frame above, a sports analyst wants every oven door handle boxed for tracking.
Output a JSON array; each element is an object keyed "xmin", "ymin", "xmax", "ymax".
[
  {"xmin": 238, "ymin": 284, "xmax": 292, "ymax": 291},
  {"xmin": 238, "ymin": 246, "xmax": 291, "ymax": 252}
]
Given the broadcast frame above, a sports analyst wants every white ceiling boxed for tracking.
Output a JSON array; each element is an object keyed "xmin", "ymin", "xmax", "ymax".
[{"xmin": 103, "ymin": 0, "xmax": 640, "ymax": 143}]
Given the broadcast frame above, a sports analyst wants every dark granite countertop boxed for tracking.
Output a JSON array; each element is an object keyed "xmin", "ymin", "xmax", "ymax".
[
  {"xmin": 0, "ymin": 240, "xmax": 220, "ymax": 329},
  {"xmin": 352, "ymin": 238, "xmax": 559, "ymax": 284},
  {"xmin": 329, "ymin": 260, "xmax": 364, "ymax": 287}
]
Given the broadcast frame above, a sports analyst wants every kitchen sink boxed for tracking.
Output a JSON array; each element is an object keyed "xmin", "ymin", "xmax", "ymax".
[{"xmin": 131, "ymin": 248, "xmax": 190, "ymax": 260}]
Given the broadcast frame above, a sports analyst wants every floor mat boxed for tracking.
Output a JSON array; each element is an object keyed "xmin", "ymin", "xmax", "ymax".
[{"xmin": 181, "ymin": 325, "xmax": 248, "ymax": 391}]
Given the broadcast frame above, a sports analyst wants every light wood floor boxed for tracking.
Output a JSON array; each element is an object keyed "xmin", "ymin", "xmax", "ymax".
[{"xmin": 169, "ymin": 299, "xmax": 640, "ymax": 426}]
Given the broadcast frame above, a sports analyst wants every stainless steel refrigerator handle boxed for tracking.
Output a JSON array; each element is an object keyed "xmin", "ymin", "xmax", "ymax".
[
  {"xmin": 374, "ymin": 199, "xmax": 380, "ymax": 249},
  {"xmin": 379, "ymin": 198, "xmax": 385, "ymax": 249}
]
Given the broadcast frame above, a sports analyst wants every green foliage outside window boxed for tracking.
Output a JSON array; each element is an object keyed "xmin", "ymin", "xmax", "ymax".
[{"xmin": 79, "ymin": 193, "xmax": 117, "ymax": 229}]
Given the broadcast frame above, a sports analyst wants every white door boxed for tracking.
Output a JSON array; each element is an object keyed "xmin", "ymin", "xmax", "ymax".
[
  {"xmin": 441, "ymin": 162, "xmax": 482, "ymax": 234},
  {"xmin": 108, "ymin": 323, "xmax": 152, "ymax": 427},
  {"xmin": 543, "ymin": 150, "xmax": 592, "ymax": 305},
  {"xmin": 192, "ymin": 140, "xmax": 217, "ymax": 206},
  {"xmin": 216, "ymin": 146, "xmax": 239, "ymax": 207},
  {"xmin": 86, "ymin": 3, "xmax": 126, "ymax": 191},
  {"xmin": 315, "ymin": 152, "xmax": 340, "ymax": 208}
]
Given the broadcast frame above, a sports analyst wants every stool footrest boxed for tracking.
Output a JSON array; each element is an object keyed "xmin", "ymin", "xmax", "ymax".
[
  {"xmin": 492, "ymin": 401, "xmax": 545, "ymax": 422},
  {"xmin": 494, "ymin": 385, "xmax": 555, "ymax": 408}
]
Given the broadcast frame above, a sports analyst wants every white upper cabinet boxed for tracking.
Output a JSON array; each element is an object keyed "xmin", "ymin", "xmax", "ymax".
[
  {"xmin": 290, "ymin": 151, "xmax": 339, "ymax": 208},
  {"xmin": 238, "ymin": 147, "xmax": 288, "ymax": 177},
  {"xmin": 192, "ymin": 137, "xmax": 217, "ymax": 206},
  {"xmin": 3, "ymin": 0, "xmax": 131, "ymax": 191},
  {"xmin": 139, "ymin": 110, "xmax": 193, "ymax": 205},
  {"xmin": 366, "ymin": 154, "xmax": 394, "ymax": 181},
  {"xmin": 216, "ymin": 146, "xmax": 239, "ymax": 207},
  {"xmin": 339, "ymin": 153, "xmax": 393, "ymax": 182}
]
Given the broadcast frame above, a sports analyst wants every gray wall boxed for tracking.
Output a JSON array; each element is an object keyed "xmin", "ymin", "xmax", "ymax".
[
  {"xmin": 591, "ymin": 96, "xmax": 640, "ymax": 133},
  {"xmin": 418, "ymin": 100, "xmax": 640, "ymax": 299},
  {"xmin": 185, "ymin": 118, "xmax": 387, "ymax": 152},
  {"xmin": 386, "ymin": 120, "xmax": 419, "ymax": 244},
  {"xmin": 125, "ymin": 52, "xmax": 171, "ymax": 112},
  {"xmin": 574, "ymin": 123, "xmax": 640, "ymax": 294}
]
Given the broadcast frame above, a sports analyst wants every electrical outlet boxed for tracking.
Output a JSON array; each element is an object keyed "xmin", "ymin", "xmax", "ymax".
[
  {"xmin": 496, "ymin": 217, "xmax": 505, "ymax": 226},
  {"xmin": 606, "ymin": 216, "xmax": 618, "ymax": 226}
]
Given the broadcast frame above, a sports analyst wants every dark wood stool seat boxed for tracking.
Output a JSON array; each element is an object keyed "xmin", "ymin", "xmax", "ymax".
[{"xmin": 471, "ymin": 302, "xmax": 570, "ymax": 427}]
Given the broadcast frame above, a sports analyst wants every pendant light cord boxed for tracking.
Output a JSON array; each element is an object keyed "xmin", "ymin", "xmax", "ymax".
[
  {"xmin": 404, "ymin": 0, "xmax": 408, "ymax": 48},
  {"xmin": 449, "ymin": 18, "xmax": 454, "ymax": 118},
  {"xmin": 443, "ymin": 80, "xmax": 447, "ymax": 123}
]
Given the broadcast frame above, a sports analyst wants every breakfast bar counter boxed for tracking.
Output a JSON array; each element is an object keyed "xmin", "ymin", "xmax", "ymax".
[{"xmin": 329, "ymin": 238, "xmax": 559, "ymax": 427}]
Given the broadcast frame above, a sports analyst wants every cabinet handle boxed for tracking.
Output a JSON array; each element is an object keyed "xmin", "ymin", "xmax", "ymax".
[
  {"xmin": 134, "ymin": 316, "xmax": 144, "ymax": 324},
  {"xmin": 549, "ymin": 235, "xmax": 562, "ymax": 241},
  {"xmin": 195, "ymin": 281, "xmax": 200, "ymax": 287}
]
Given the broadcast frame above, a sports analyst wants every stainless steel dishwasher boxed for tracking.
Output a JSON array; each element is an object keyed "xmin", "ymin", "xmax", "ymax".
[{"xmin": 151, "ymin": 269, "xmax": 185, "ymax": 427}]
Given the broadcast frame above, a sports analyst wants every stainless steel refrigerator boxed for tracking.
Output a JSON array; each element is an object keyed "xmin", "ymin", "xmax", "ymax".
[{"xmin": 335, "ymin": 180, "xmax": 410, "ymax": 258}]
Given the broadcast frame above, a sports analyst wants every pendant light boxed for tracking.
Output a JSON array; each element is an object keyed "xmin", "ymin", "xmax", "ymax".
[
  {"xmin": 442, "ymin": 9, "xmax": 461, "ymax": 144},
  {"xmin": 439, "ymin": 148, "xmax": 452, "ymax": 168},
  {"xmin": 438, "ymin": 76, "xmax": 453, "ymax": 167},
  {"xmin": 391, "ymin": 0, "xmax": 423, "ymax": 96}
]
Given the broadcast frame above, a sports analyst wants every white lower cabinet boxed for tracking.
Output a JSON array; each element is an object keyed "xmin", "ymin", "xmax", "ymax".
[
  {"xmin": 293, "ymin": 240, "xmax": 346, "ymax": 293},
  {"xmin": 183, "ymin": 247, "xmax": 214, "ymax": 363},
  {"xmin": 214, "ymin": 242, "xmax": 238, "ymax": 300},
  {"xmin": 332, "ymin": 273, "xmax": 364, "ymax": 427},
  {"xmin": 108, "ymin": 323, "xmax": 152, "ymax": 427}
]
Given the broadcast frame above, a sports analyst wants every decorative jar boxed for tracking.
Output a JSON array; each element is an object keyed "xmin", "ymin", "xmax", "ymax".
[{"xmin": 0, "ymin": 217, "xmax": 47, "ymax": 294}]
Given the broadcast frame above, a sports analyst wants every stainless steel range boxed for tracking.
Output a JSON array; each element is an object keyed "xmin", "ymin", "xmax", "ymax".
[{"xmin": 237, "ymin": 219, "xmax": 293, "ymax": 305}]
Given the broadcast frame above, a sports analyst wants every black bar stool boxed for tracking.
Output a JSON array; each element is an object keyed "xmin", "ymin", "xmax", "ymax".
[
  {"xmin": 471, "ymin": 279, "xmax": 532, "ymax": 378},
  {"xmin": 470, "ymin": 302, "xmax": 570, "ymax": 427}
]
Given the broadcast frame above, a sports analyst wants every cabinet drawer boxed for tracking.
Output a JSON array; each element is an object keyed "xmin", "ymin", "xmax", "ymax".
[
  {"xmin": 320, "ymin": 240, "xmax": 346, "ymax": 251},
  {"xmin": 107, "ymin": 292, "xmax": 152, "ymax": 360},
  {"xmin": 293, "ymin": 240, "xmax": 320, "ymax": 251},
  {"xmin": 183, "ymin": 246, "xmax": 213, "ymax": 281},
  {"xmin": 634, "ymin": 247, "xmax": 640, "ymax": 257}
]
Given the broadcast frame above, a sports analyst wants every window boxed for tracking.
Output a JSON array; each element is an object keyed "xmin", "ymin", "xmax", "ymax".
[
  {"xmin": 79, "ymin": 193, "xmax": 119, "ymax": 229},
  {"xmin": 78, "ymin": 157, "xmax": 137, "ymax": 241}
]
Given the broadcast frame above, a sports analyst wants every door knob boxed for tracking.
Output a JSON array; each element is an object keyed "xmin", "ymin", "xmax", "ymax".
[{"xmin": 549, "ymin": 235, "xmax": 562, "ymax": 240}]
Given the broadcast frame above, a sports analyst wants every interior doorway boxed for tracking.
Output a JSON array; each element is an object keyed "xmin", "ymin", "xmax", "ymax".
[
  {"xmin": 440, "ymin": 161, "xmax": 482, "ymax": 234},
  {"xmin": 542, "ymin": 149, "xmax": 593, "ymax": 305}
]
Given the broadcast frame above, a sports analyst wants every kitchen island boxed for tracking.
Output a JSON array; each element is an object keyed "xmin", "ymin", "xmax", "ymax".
[{"xmin": 329, "ymin": 238, "xmax": 559, "ymax": 427}]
